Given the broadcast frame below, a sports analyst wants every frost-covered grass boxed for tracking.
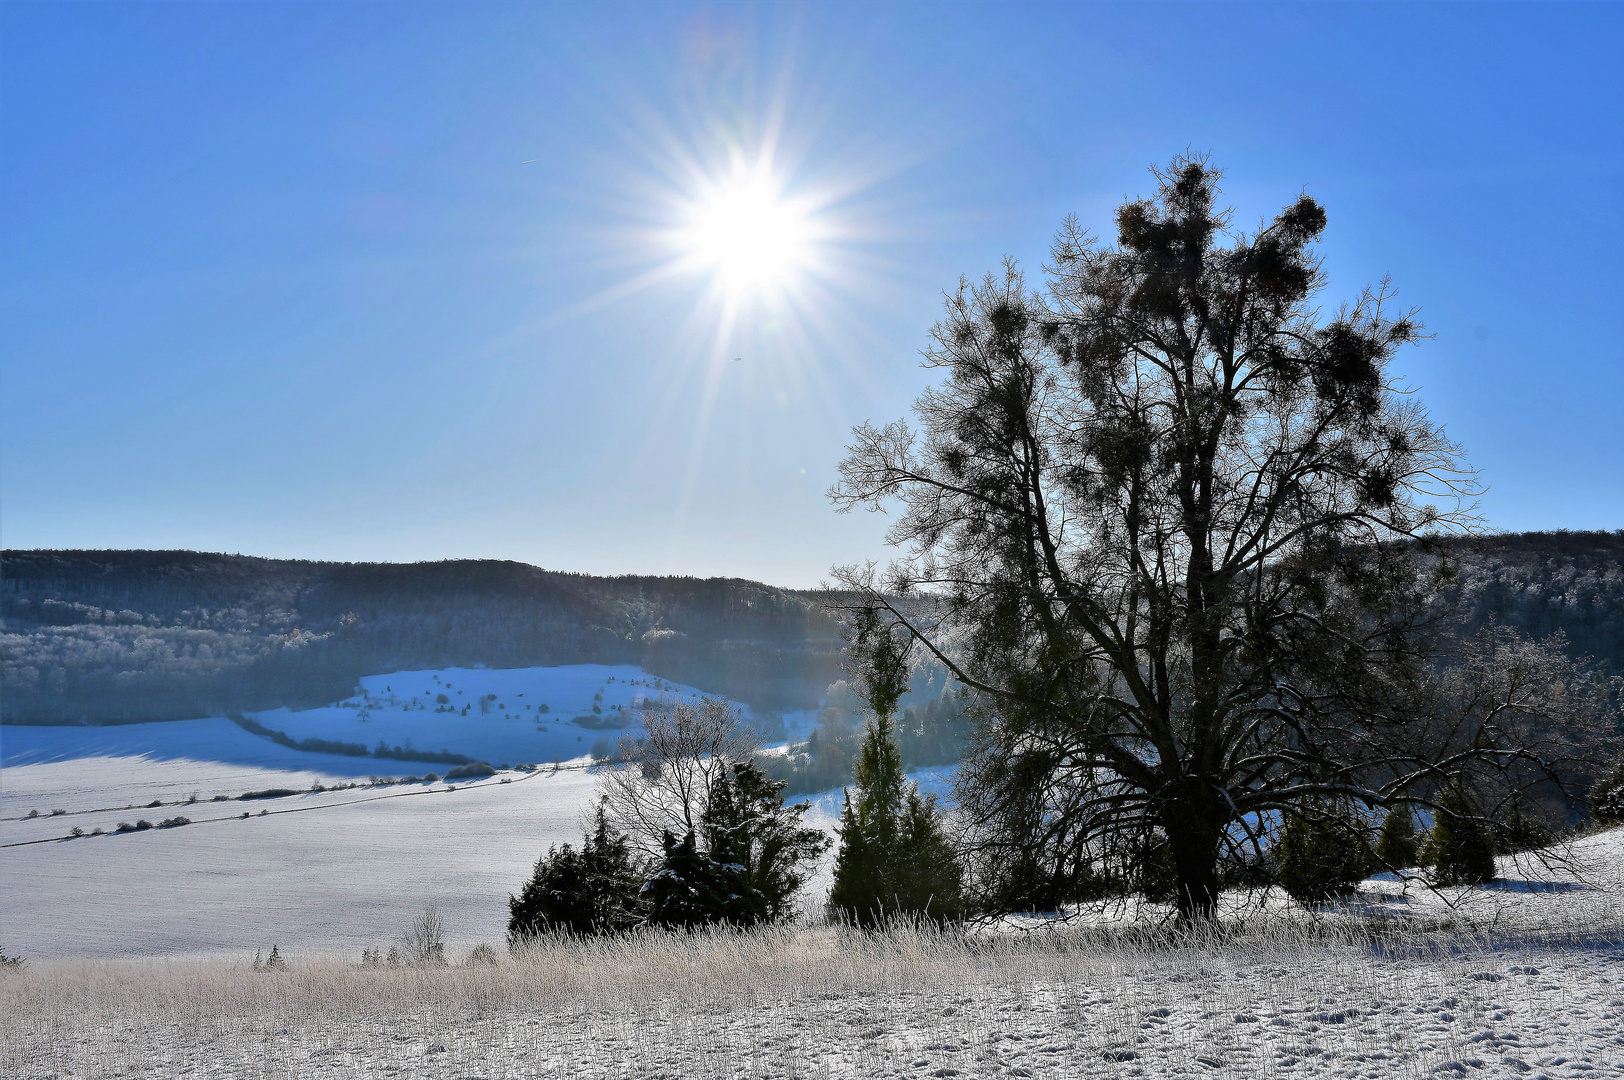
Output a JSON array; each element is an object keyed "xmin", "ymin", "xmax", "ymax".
[{"xmin": 4, "ymin": 919, "xmax": 1622, "ymax": 1079}]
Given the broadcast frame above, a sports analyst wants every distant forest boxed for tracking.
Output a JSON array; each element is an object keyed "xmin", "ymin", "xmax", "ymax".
[
  {"xmin": 2, "ymin": 531, "xmax": 1621, "ymax": 727},
  {"xmin": 0, "ymin": 551, "xmax": 847, "ymax": 724}
]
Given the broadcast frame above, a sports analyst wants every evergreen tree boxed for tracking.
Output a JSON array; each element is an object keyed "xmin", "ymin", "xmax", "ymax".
[
  {"xmin": 828, "ymin": 715, "xmax": 964, "ymax": 925},
  {"xmin": 701, "ymin": 760, "xmax": 830, "ymax": 923},
  {"xmin": 508, "ymin": 801, "xmax": 644, "ymax": 941},
  {"xmin": 641, "ymin": 829, "xmax": 754, "ymax": 929},
  {"xmin": 1590, "ymin": 747, "xmax": 1624, "ymax": 826},
  {"xmin": 1275, "ymin": 799, "xmax": 1372, "ymax": 904},
  {"xmin": 1497, "ymin": 799, "xmax": 1552, "ymax": 854},
  {"xmin": 1423, "ymin": 776, "xmax": 1497, "ymax": 886},
  {"xmin": 1375, "ymin": 804, "xmax": 1420, "ymax": 871}
]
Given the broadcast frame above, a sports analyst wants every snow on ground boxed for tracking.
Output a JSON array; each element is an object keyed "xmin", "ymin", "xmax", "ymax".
[
  {"xmin": 258, "ymin": 663, "xmax": 726, "ymax": 767},
  {"xmin": 0, "ymin": 718, "xmax": 422, "ymax": 817},
  {"xmin": 0, "ymin": 664, "xmax": 836, "ymax": 961},
  {"xmin": 4, "ymin": 916, "xmax": 1622, "ymax": 1079},
  {"xmin": 1, "ymin": 764, "xmax": 602, "ymax": 958}
]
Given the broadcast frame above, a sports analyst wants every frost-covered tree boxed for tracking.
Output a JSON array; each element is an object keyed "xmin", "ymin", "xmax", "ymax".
[
  {"xmin": 601, "ymin": 696, "xmax": 761, "ymax": 857},
  {"xmin": 1591, "ymin": 748, "xmax": 1624, "ymax": 826}
]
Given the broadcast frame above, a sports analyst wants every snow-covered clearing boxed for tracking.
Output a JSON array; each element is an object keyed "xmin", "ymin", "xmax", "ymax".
[
  {"xmin": 0, "ymin": 664, "xmax": 780, "ymax": 958},
  {"xmin": 5, "ymin": 662, "xmax": 1624, "ymax": 1078},
  {"xmin": 4, "ymin": 914, "xmax": 1622, "ymax": 1080},
  {"xmin": 258, "ymin": 663, "xmax": 733, "ymax": 768}
]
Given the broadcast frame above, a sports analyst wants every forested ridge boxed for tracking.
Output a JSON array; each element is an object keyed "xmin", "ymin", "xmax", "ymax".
[
  {"xmin": 1, "ymin": 531, "xmax": 1620, "ymax": 727},
  {"xmin": 0, "ymin": 550, "xmax": 847, "ymax": 724},
  {"xmin": 1435, "ymin": 530, "xmax": 1624, "ymax": 674}
]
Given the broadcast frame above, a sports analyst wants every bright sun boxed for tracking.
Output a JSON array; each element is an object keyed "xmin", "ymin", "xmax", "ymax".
[{"xmin": 680, "ymin": 164, "xmax": 815, "ymax": 301}]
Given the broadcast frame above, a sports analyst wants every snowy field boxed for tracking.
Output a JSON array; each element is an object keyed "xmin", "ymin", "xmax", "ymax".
[
  {"xmin": 0, "ymin": 664, "xmax": 776, "ymax": 959},
  {"xmin": 3, "ymin": 904, "xmax": 1621, "ymax": 1080},
  {"xmin": 255, "ymin": 663, "xmax": 745, "ymax": 768},
  {"xmin": 5, "ymin": 662, "xmax": 1624, "ymax": 1078}
]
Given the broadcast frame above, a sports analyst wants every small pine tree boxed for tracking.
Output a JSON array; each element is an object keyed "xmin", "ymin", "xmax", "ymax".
[
  {"xmin": 508, "ymin": 801, "xmax": 644, "ymax": 941},
  {"xmin": 1423, "ymin": 776, "xmax": 1497, "ymax": 886},
  {"xmin": 1275, "ymin": 800, "xmax": 1373, "ymax": 904},
  {"xmin": 1375, "ymin": 804, "xmax": 1420, "ymax": 871},
  {"xmin": 1497, "ymin": 798, "xmax": 1552, "ymax": 855},
  {"xmin": 700, "ymin": 761, "xmax": 830, "ymax": 924},
  {"xmin": 828, "ymin": 715, "xmax": 964, "ymax": 925}
]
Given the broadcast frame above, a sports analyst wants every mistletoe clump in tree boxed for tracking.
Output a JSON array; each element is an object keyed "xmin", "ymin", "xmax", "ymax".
[{"xmin": 832, "ymin": 156, "xmax": 1601, "ymax": 922}]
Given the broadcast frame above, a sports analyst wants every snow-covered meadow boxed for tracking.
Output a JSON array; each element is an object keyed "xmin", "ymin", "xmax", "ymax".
[
  {"xmin": 4, "ymin": 893, "xmax": 1622, "ymax": 1080},
  {"xmin": 5, "ymin": 661, "xmax": 1624, "ymax": 1079},
  {"xmin": 0, "ymin": 664, "xmax": 766, "ymax": 959}
]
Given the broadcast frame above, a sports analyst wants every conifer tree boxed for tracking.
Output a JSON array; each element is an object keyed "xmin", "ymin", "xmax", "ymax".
[
  {"xmin": 1274, "ymin": 799, "xmax": 1372, "ymax": 904},
  {"xmin": 831, "ymin": 607, "xmax": 966, "ymax": 925},
  {"xmin": 701, "ymin": 760, "xmax": 830, "ymax": 924},
  {"xmin": 1423, "ymin": 776, "xmax": 1497, "ymax": 886},
  {"xmin": 508, "ymin": 801, "xmax": 644, "ymax": 941},
  {"xmin": 641, "ymin": 829, "xmax": 754, "ymax": 928},
  {"xmin": 1375, "ymin": 804, "xmax": 1420, "ymax": 871},
  {"xmin": 828, "ymin": 714, "xmax": 964, "ymax": 925},
  {"xmin": 1590, "ymin": 747, "xmax": 1624, "ymax": 826},
  {"xmin": 1497, "ymin": 799, "xmax": 1552, "ymax": 854}
]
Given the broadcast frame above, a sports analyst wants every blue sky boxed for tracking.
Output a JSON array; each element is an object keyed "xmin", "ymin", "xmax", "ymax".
[{"xmin": 3, "ymin": 2, "xmax": 1620, "ymax": 587}]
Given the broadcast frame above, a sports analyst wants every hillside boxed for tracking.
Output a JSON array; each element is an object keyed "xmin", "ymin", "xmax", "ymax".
[
  {"xmin": 2, "ymin": 531, "xmax": 1620, "ymax": 728},
  {"xmin": 0, "ymin": 551, "xmax": 847, "ymax": 724},
  {"xmin": 1438, "ymin": 529, "xmax": 1624, "ymax": 674}
]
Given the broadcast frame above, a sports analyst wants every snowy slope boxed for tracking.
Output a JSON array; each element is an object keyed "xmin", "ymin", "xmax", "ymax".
[
  {"xmin": 1, "ymin": 766, "xmax": 602, "ymax": 958},
  {"xmin": 257, "ymin": 663, "xmax": 724, "ymax": 766}
]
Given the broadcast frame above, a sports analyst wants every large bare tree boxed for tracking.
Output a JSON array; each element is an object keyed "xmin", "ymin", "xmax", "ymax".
[{"xmin": 831, "ymin": 157, "xmax": 1598, "ymax": 921}]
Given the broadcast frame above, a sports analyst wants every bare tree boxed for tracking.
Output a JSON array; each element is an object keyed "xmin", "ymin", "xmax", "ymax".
[
  {"xmin": 399, "ymin": 906, "xmax": 446, "ymax": 966},
  {"xmin": 601, "ymin": 696, "xmax": 762, "ymax": 855},
  {"xmin": 831, "ymin": 156, "xmax": 1602, "ymax": 922}
]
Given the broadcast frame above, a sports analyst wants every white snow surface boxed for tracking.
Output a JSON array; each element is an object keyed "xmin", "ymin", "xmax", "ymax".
[
  {"xmin": 0, "ymin": 663, "xmax": 749, "ymax": 959},
  {"xmin": 258, "ymin": 662, "xmax": 723, "ymax": 766}
]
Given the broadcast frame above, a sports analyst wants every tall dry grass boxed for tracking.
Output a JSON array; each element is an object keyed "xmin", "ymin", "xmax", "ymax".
[{"xmin": 5, "ymin": 918, "xmax": 1622, "ymax": 1079}]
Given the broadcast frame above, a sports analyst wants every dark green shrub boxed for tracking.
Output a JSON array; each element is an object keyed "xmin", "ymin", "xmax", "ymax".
[
  {"xmin": 508, "ymin": 803, "xmax": 644, "ymax": 941},
  {"xmin": 1590, "ymin": 748, "xmax": 1624, "ymax": 826},
  {"xmin": 1423, "ymin": 776, "xmax": 1497, "ymax": 886},
  {"xmin": 1275, "ymin": 801, "xmax": 1373, "ymax": 904},
  {"xmin": 444, "ymin": 761, "xmax": 495, "ymax": 780},
  {"xmin": 642, "ymin": 829, "xmax": 754, "ymax": 929},
  {"xmin": 1375, "ymin": 805, "xmax": 1420, "ymax": 870},
  {"xmin": 239, "ymin": 788, "xmax": 299, "ymax": 801}
]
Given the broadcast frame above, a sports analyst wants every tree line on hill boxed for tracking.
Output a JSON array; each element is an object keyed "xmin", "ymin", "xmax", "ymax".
[
  {"xmin": 2, "ymin": 533, "xmax": 1618, "ymax": 736},
  {"xmin": 0, "ymin": 551, "xmax": 847, "ymax": 724}
]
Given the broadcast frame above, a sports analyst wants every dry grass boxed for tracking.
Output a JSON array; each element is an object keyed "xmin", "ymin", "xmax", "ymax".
[{"xmin": 5, "ymin": 919, "xmax": 1623, "ymax": 1079}]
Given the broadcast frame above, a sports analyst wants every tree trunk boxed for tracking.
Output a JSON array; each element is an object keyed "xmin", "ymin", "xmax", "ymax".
[{"xmin": 1162, "ymin": 799, "xmax": 1223, "ymax": 924}]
